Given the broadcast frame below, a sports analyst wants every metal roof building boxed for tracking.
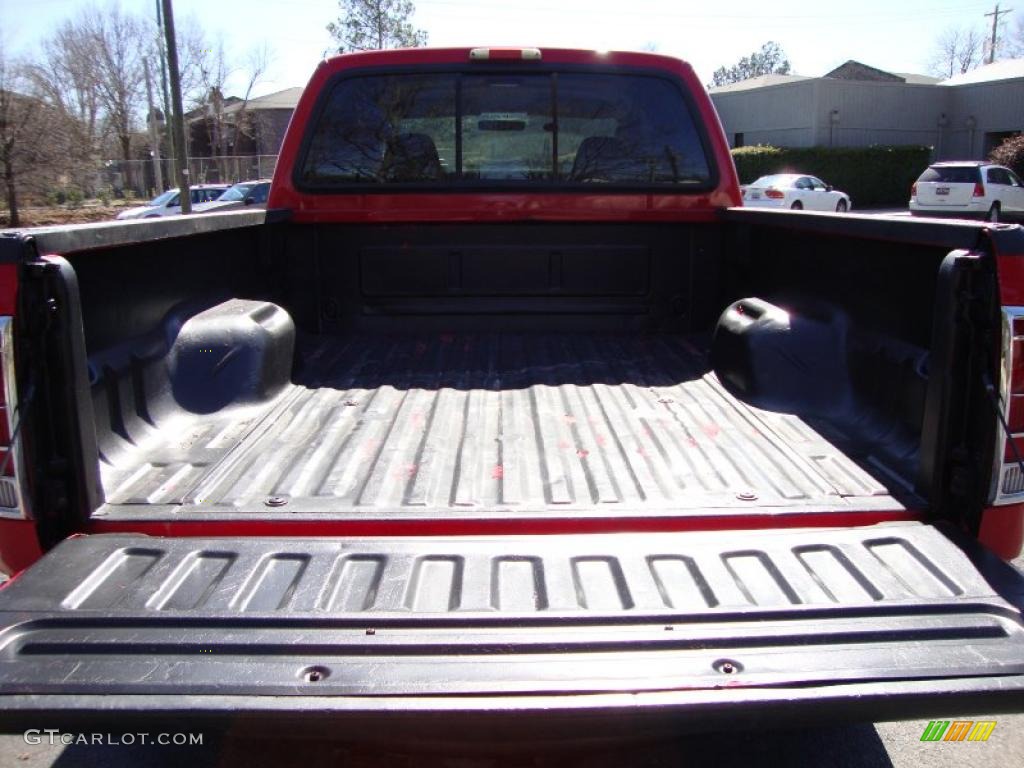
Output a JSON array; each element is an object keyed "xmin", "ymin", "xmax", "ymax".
[{"xmin": 709, "ymin": 59, "xmax": 1024, "ymax": 160}]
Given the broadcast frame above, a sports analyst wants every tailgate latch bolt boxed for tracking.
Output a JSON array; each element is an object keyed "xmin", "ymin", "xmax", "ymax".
[
  {"xmin": 735, "ymin": 490, "xmax": 758, "ymax": 501},
  {"xmin": 300, "ymin": 665, "xmax": 330, "ymax": 683},
  {"xmin": 265, "ymin": 495, "xmax": 288, "ymax": 507},
  {"xmin": 714, "ymin": 659, "xmax": 742, "ymax": 674}
]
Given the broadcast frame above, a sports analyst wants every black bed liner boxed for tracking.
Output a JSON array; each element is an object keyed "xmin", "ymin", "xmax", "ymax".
[
  {"xmin": 0, "ymin": 523, "xmax": 1022, "ymax": 733},
  {"xmin": 96, "ymin": 331, "xmax": 902, "ymax": 520}
]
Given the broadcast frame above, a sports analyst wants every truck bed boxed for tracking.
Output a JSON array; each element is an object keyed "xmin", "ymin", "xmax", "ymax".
[{"xmin": 96, "ymin": 331, "xmax": 898, "ymax": 518}]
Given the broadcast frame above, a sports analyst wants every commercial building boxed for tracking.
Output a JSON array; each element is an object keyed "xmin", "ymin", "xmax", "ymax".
[{"xmin": 709, "ymin": 59, "xmax": 1024, "ymax": 159}]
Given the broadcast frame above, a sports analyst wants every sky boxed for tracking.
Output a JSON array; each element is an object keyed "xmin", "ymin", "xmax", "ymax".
[{"xmin": 1, "ymin": 0, "xmax": 1020, "ymax": 99}]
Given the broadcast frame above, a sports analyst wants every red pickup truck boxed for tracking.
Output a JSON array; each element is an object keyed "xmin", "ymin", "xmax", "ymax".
[{"xmin": 0, "ymin": 47, "xmax": 1023, "ymax": 739}]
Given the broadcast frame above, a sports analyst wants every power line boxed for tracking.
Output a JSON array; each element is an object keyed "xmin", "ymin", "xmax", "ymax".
[
  {"xmin": 199, "ymin": 0, "xmax": 992, "ymax": 21},
  {"xmin": 410, "ymin": 0, "xmax": 992, "ymax": 21}
]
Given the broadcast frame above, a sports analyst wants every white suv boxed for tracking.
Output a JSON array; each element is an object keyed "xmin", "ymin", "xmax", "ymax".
[
  {"xmin": 115, "ymin": 185, "xmax": 230, "ymax": 220},
  {"xmin": 910, "ymin": 162, "xmax": 1024, "ymax": 222}
]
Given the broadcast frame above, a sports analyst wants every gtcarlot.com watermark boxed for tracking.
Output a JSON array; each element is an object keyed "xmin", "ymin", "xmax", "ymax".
[{"xmin": 23, "ymin": 729, "xmax": 203, "ymax": 746}]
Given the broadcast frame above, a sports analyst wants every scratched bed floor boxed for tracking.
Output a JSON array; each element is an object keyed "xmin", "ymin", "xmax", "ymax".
[{"xmin": 97, "ymin": 332, "xmax": 897, "ymax": 515}]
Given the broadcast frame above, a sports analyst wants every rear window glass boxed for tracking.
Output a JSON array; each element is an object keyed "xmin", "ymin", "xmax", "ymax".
[
  {"xmin": 299, "ymin": 72, "xmax": 712, "ymax": 188},
  {"xmin": 750, "ymin": 175, "xmax": 794, "ymax": 187},
  {"xmin": 918, "ymin": 166, "xmax": 981, "ymax": 184}
]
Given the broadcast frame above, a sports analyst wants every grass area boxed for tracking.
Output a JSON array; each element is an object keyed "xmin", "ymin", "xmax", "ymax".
[{"xmin": 0, "ymin": 199, "xmax": 139, "ymax": 228}]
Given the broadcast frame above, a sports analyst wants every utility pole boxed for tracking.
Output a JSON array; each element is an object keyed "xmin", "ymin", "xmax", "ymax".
[
  {"xmin": 985, "ymin": 2, "xmax": 1013, "ymax": 64},
  {"xmin": 161, "ymin": 0, "xmax": 191, "ymax": 213},
  {"xmin": 156, "ymin": 0, "xmax": 176, "ymax": 180},
  {"xmin": 143, "ymin": 58, "xmax": 164, "ymax": 194}
]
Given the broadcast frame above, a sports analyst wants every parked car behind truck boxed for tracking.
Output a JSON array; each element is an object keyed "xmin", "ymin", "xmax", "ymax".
[
  {"xmin": 192, "ymin": 179, "xmax": 272, "ymax": 214},
  {"xmin": 0, "ymin": 47, "xmax": 1023, "ymax": 741},
  {"xmin": 911, "ymin": 161, "xmax": 1024, "ymax": 221},
  {"xmin": 114, "ymin": 184, "xmax": 230, "ymax": 219},
  {"xmin": 741, "ymin": 173, "xmax": 851, "ymax": 211}
]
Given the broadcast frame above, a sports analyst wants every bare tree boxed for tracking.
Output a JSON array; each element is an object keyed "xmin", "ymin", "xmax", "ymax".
[
  {"xmin": 176, "ymin": 15, "xmax": 213, "ymax": 107},
  {"xmin": 24, "ymin": 18, "xmax": 105, "ymax": 193},
  {"xmin": 229, "ymin": 44, "xmax": 270, "ymax": 152},
  {"xmin": 929, "ymin": 26, "xmax": 984, "ymax": 78},
  {"xmin": 193, "ymin": 39, "xmax": 271, "ymax": 179},
  {"xmin": 0, "ymin": 46, "xmax": 32, "ymax": 226},
  {"xmin": 0, "ymin": 44, "xmax": 66, "ymax": 226},
  {"xmin": 85, "ymin": 6, "xmax": 147, "ymax": 173},
  {"xmin": 327, "ymin": 0, "xmax": 427, "ymax": 53},
  {"xmin": 196, "ymin": 39, "xmax": 232, "ymax": 159},
  {"xmin": 1007, "ymin": 12, "xmax": 1024, "ymax": 58}
]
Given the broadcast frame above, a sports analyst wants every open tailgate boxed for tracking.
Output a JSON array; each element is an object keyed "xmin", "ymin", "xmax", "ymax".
[{"xmin": 0, "ymin": 523, "xmax": 1023, "ymax": 736}]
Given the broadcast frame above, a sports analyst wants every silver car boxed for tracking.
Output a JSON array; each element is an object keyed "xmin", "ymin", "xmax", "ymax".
[
  {"xmin": 115, "ymin": 185, "xmax": 230, "ymax": 220},
  {"xmin": 191, "ymin": 180, "xmax": 271, "ymax": 214}
]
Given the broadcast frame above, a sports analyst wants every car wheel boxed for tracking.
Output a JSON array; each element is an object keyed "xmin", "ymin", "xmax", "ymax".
[
  {"xmin": 791, "ymin": 201, "xmax": 803, "ymax": 210},
  {"xmin": 987, "ymin": 204, "xmax": 1000, "ymax": 223},
  {"xmin": 836, "ymin": 199, "xmax": 848, "ymax": 213}
]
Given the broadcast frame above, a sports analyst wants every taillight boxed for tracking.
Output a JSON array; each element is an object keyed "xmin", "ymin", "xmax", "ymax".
[
  {"xmin": 765, "ymin": 189, "xmax": 784, "ymax": 199},
  {"xmin": 993, "ymin": 309, "xmax": 1024, "ymax": 499},
  {"xmin": 911, "ymin": 182, "xmax": 917, "ymax": 198},
  {"xmin": 0, "ymin": 318, "xmax": 27, "ymax": 518},
  {"xmin": 974, "ymin": 182, "xmax": 985, "ymax": 197}
]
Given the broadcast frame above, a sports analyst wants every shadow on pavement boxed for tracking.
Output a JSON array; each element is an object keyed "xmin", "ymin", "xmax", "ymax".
[{"xmin": 49, "ymin": 724, "xmax": 893, "ymax": 768}]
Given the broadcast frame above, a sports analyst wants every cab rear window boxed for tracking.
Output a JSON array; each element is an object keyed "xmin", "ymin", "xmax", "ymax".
[
  {"xmin": 918, "ymin": 166, "xmax": 982, "ymax": 184},
  {"xmin": 298, "ymin": 71, "xmax": 713, "ymax": 189}
]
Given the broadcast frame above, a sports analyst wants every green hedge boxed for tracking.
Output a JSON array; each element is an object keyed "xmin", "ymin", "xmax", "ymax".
[{"xmin": 730, "ymin": 145, "xmax": 932, "ymax": 208}]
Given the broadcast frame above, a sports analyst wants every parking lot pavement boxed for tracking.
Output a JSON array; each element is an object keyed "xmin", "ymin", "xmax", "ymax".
[
  {"xmin": 857, "ymin": 207, "xmax": 911, "ymax": 216},
  {"xmin": 0, "ymin": 715, "xmax": 1021, "ymax": 768}
]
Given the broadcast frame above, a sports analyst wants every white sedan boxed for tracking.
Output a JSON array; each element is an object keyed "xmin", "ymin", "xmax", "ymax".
[{"xmin": 741, "ymin": 174, "xmax": 851, "ymax": 212}]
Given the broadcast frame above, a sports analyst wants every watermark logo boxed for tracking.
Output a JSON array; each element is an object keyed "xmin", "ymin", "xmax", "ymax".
[
  {"xmin": 23, "ymin": 730, "xmax": 204, "ymax": 746},
  {"xmin": 920, "ymin": 720, "xmax": 997, "ymax": 742}
]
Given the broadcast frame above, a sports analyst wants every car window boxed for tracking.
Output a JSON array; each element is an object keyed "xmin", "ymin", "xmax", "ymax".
[
  {"xmin": 918, "ymin": 166, "xmax": 981, "ymax": 184},
  {"xmin": 751, "ymin": 175, "xmax": 793, "ymax": 188},
  {"xmin": 167, "ymin": 193, "xmax": 179, "ymax": 207},
  {"xmin": 987, "ymin": 168, "xmax": 1009, "ymax": 185},
  {"xmin": 300, "ymin": 71, "xmax": 712, "ymax": 188},
  {"xmin": 809, "ymin": 177, "xmax": 827, "ymax": 190},
  {"xmin": 218, "ymin": 184, "xmax": 251, "ymax": 202},
  {"xmin": 148, "ymin": 189, "xmax": 177, "ymax": 207},
  {"xmin": 795, "ymin": 177, "xmax": 812, "ymax": 190},
  {"xmin": 248, "ymin": 183, "xmax": 270, "ymax": 203},
  {"xmin": 1009, "ymin": 170, "xmax": 1023, "ymax": 187}
]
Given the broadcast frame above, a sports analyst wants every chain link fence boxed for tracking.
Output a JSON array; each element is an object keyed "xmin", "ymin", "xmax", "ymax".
[{"xmin": 98, "ymin": 155, "xmax": 278, "ymax": 200}]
